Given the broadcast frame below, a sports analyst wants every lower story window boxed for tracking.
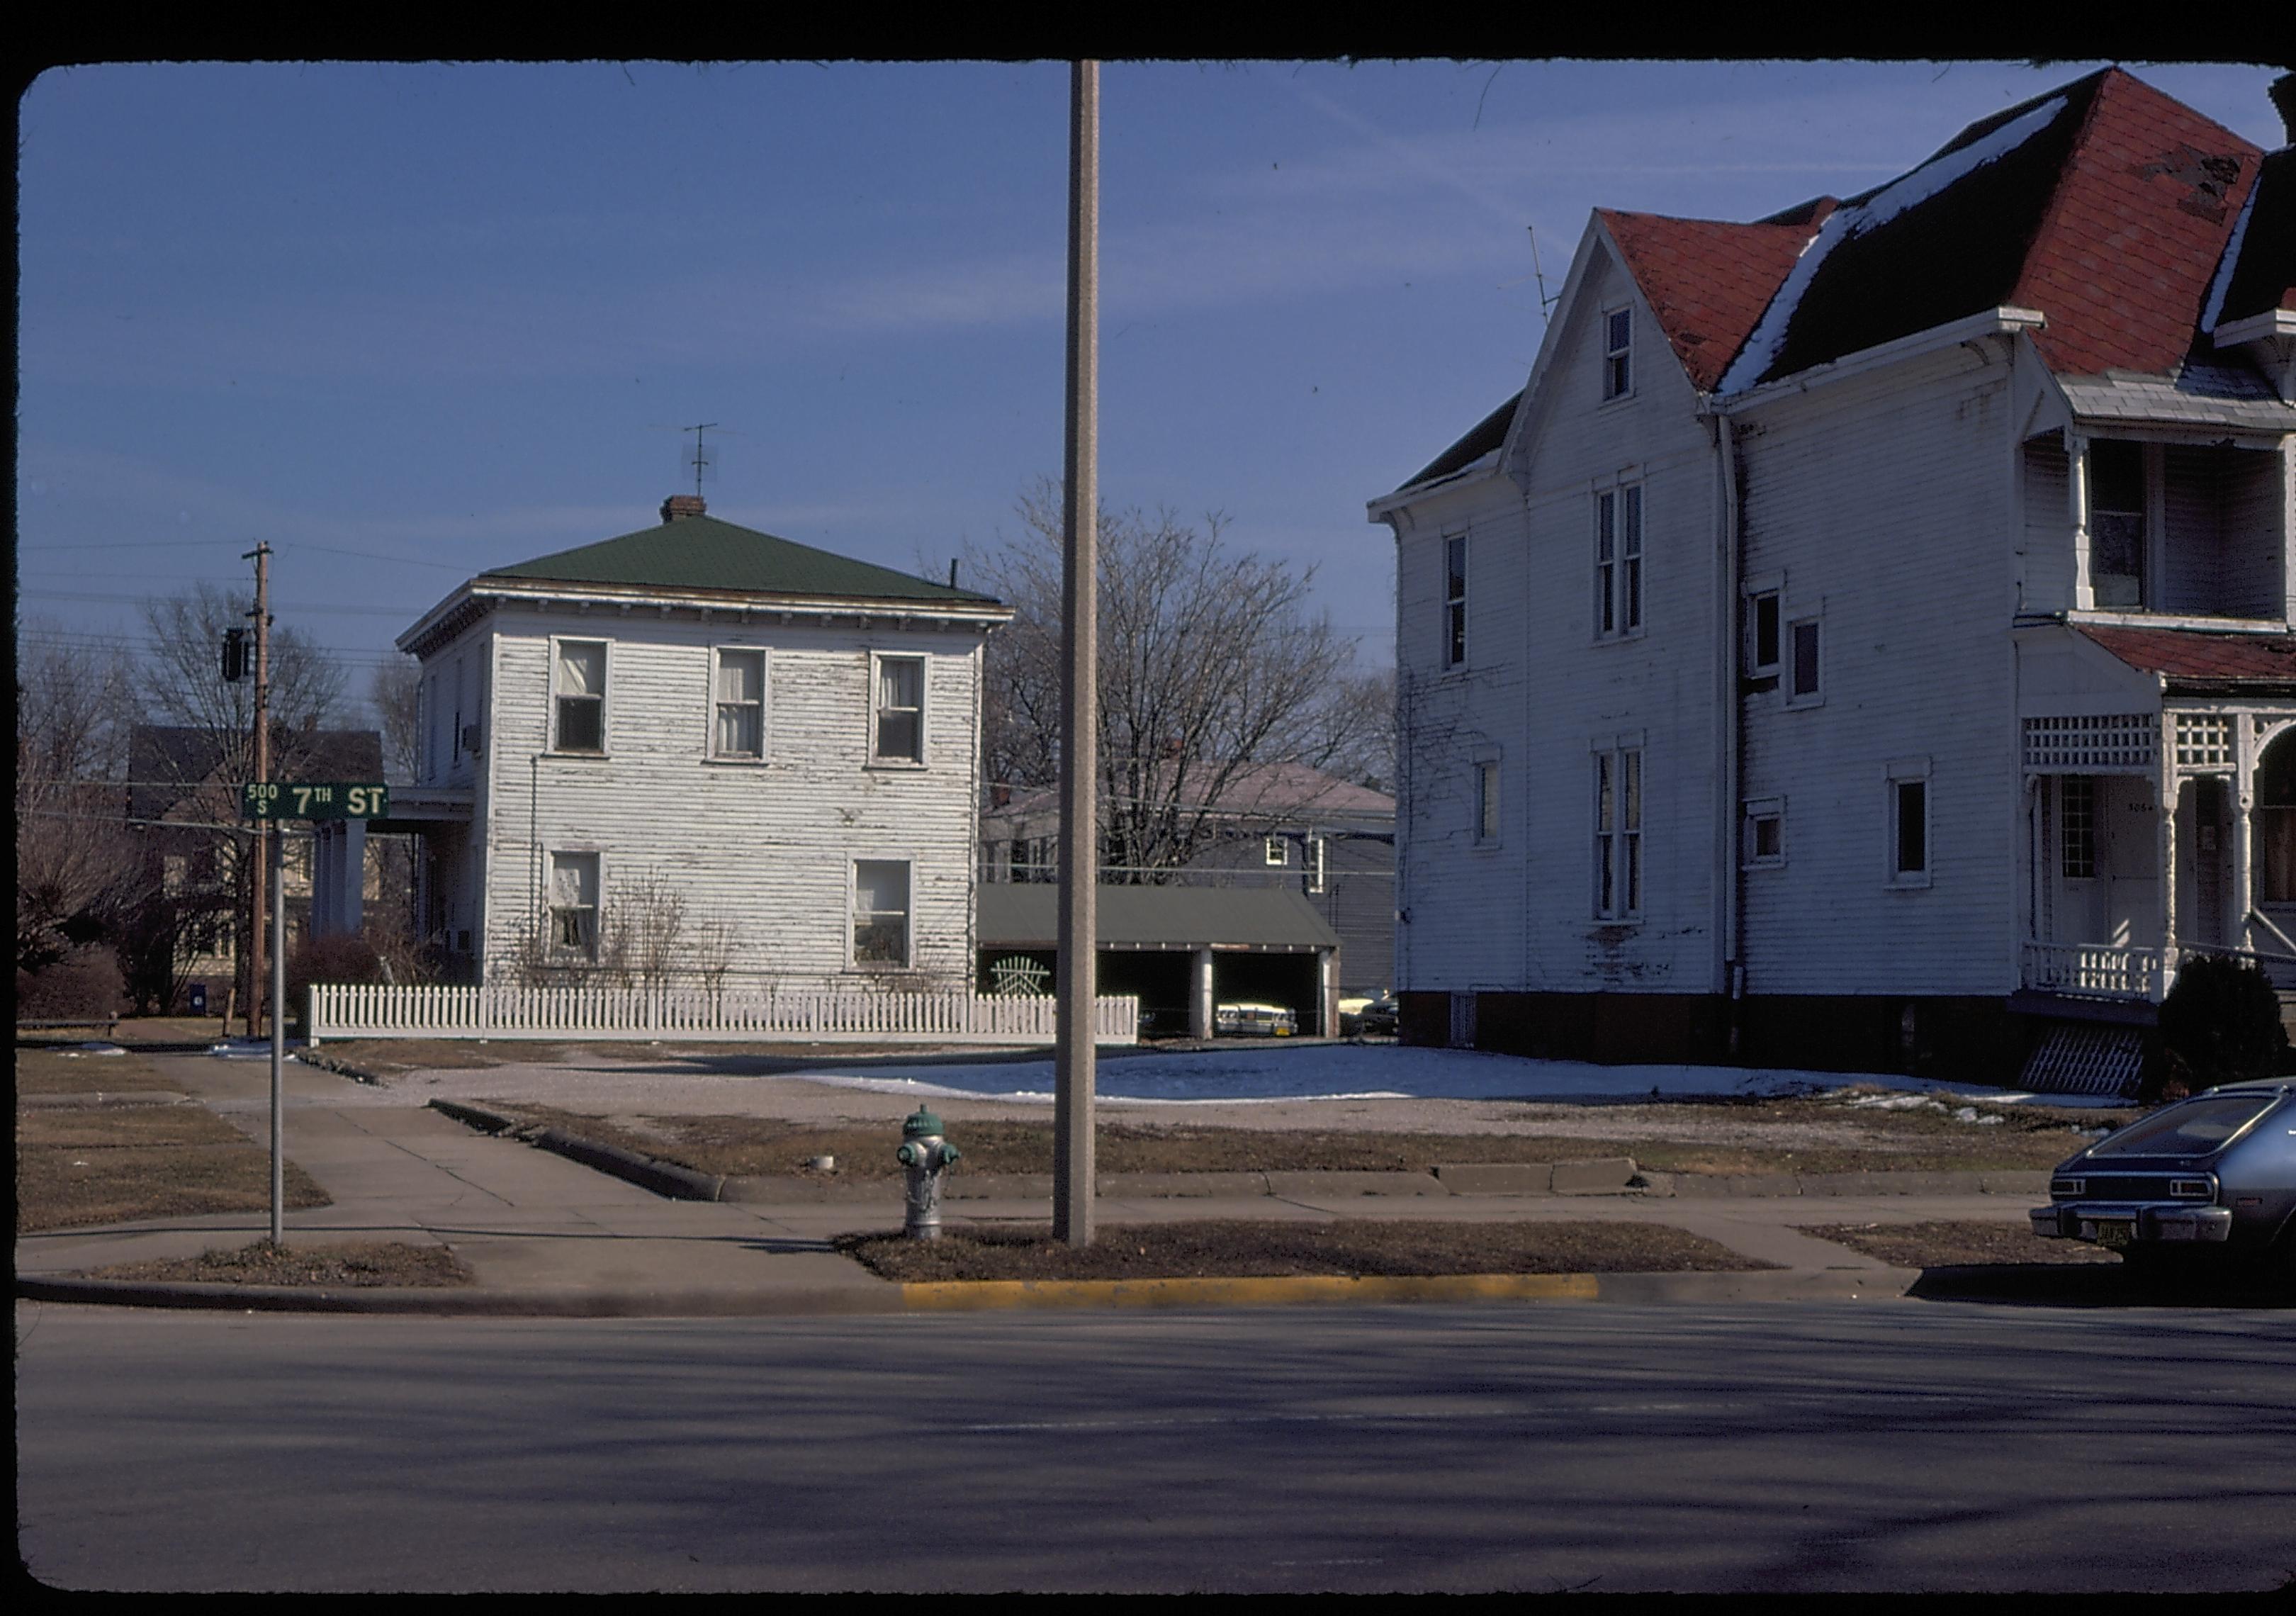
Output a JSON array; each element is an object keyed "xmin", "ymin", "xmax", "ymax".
[
  {"xmin": 854, "ymin": 859, "xmax": 911, "ymax": 967},
  {"xmin": 1889, "ymin": 763, "xmax": 1931, "ymax": 887},
  {"xmin": 1594, "ymin": 746, "xmax": 1642, "ymax": 919},
  {"xmin": 549, "ymin": 852, "xmax": 600, "ymax": 958}
]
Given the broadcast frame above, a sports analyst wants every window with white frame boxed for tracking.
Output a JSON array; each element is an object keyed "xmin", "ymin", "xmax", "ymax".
[
  {"xmin": 2088, "ymin": 438, "xmax": 2146, "ymax": 609},
  {"xmin": 1786, "ymin": 614, "xmax": 1822, "ymax": 706},
  {"xmin": 1444, "ymin": 534, "xmax": 1468, "ymax": 668},
  {"xmin": 554, "ymin": 640, "xmax": 607, "ymax": 753},
  {"xmin": 1744, "ymin": 585, "xmax": 1780, "ymax": 680},
  {"xmin": 1602, "ymin": 306, "xmax": 1632, "ymax": 400},
  {"xmin": 548, "ymin": 852, "xmax": 600, "ymax": 958},
  {"xmin": 872, "ymin": 655, "xmax": 925, "ymax": 763},
  {"xmin": 1888, "ymin": 761, "xmax": 1931, "ymax": 887},
  {"xmin": 1264, "ymin": 835, "xmax": 1288, "ymax": 867},
  {"xmin": 1743, "ymin": 798, "xmax": 1785, "ymax": 868},
  {"xmin": 1594, "ymin": 746, "xmax": 1642, "ymax": 919},
  {"xmin": 1475, "ymin": 759, "xmax": 1500, "ymax": 844},
  {"xmin": 853, "ymin": 859, "xmax": 911, "ymax": 967},
  {"xmin": 1595, "ymin": 485, "xmax": 1643, "ymax": 638},
  {"xmin": 714, "ymin": 648, "xmax": 765, "ymax": 759}
]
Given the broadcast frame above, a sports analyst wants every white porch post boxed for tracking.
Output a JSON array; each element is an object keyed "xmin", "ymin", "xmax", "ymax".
[
  {"xmin": 2159, "ymin": 736, "xmax": 2178, "ymax": 997},
  {"xmin": 1191, "ymin": 947, "xmax": 1215, "ymax": 1040},
  {"xmin": 2069, "ymin": 432, "xmax": 2094, "ymax": 611},
  {"xmin": 2236, "ymin": 716, "xmax": 2257, "ymax": 951}
]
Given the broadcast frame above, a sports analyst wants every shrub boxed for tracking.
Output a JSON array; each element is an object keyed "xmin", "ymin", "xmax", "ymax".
[
  {"xmin": 2151, "ymin": 954, "xmax": 2287, "ymax": 1101},
  {"xmin": 284, "ymin": 931, "xmax": 387, "ymax": 1028},
  {"xmin": 15, "ymin": 944, "xmax": 126, "ymax": 1021}
]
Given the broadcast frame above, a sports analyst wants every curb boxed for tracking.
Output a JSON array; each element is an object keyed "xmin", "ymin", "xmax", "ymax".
[
  {"xmin": 427, "ymin": 1099, "xmax": 726, "ymax": 1202},
  {"xmin": 13, "ymin": 1274, "xmax": 904, "ymax": 1318}
]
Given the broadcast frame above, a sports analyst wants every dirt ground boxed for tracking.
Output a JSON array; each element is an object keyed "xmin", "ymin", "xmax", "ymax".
[
  {"xmin": 480, "ymin": 1088, "xmax": 2122, "ymax": 1182},
  {"xmin": 1800, "ymin": 1219, "xmax": 2122, "ymax": 1268},
  {"xmin": 840, "ymin": 1219, "xmax": 1774, "ymax": 1283},
  {"xmin": 15, "ymin": 1048, "xmax": 331, "ymax": 1233},
  {"xmin": 79, "ymin": 1239, "xmax": 473, "ymax": 1287}
]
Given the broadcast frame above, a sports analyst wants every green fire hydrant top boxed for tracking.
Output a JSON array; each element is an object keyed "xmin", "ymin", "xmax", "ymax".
[{"xmin": 902, "ymin": 1108, "xmax": 944, "ymax": 1140}]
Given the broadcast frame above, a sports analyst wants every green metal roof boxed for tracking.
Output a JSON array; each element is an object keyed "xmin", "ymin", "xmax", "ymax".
[
  {"xmin": 978, "ymin": 885, "xmax": 1341, "ymax": 950},
  {"xmin": 481, "ymin": 514, "xmax": 999, "ymax": 606}
]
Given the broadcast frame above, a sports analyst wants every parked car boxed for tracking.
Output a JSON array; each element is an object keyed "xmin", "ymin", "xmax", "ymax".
[
  {"xmin": 2030, "ymin": 1078, "xmax": 2295, "ymax": 1281},
  {"xmin": 1357, "ymin": 994, "xmax": 1398, "ymax": 1037},
  {"xmin": 1215, "ymin": 1001, "xmax": 1296, "ymax": 1037}
]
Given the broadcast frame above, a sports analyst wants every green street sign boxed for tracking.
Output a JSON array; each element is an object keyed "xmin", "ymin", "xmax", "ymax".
[{"xmin": 241, "ymin": 781, "xmax": 390, "ymax": 820}]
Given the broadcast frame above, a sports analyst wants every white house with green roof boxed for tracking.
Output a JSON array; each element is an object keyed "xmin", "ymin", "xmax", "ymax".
[{"xmin": 393, "ymin": 493, "xmax": 1013, "ymax": 992}]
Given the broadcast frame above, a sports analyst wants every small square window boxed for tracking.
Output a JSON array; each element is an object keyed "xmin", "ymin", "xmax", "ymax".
[
  {"xmin": 1743, "ymin": 799, "xmax": 1785, "ymax": 868},
  {"xmin": 873, "ymin": 656, "xmax": 925, "ymax": 763},
  {"xmin": 1264, "ymin": 835, "xmax": 1289, "ymax": 867}
]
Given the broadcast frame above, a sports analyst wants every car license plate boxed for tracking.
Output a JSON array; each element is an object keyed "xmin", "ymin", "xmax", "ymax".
[{"xmin": 2083, "ymin": 1218, "xmax": 2134, "ymax": 1249}]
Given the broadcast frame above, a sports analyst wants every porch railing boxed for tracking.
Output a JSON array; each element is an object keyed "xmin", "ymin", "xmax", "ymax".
[
  {"xmin": 307, "ymin": 982, "xmax": 1140, "ymax": 1046},
  {"xmin": 2020, "ymin": 942, "xmax": 2173, "ymax": 1002}
]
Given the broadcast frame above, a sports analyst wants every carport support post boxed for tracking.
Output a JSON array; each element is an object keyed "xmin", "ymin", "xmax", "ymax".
[
  {"xmin": 1053, "ymin": 59, "xmax": 1099, "ymax": 1248},
  {"xmin": 1191, "ymin": 948, "xmax": 1214, "ymax": 1040}
]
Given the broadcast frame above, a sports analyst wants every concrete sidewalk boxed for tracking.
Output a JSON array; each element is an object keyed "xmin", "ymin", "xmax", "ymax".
[{"xmin": 16, "ymin": 1051, "xmax": 2052, "ymax": 1317}]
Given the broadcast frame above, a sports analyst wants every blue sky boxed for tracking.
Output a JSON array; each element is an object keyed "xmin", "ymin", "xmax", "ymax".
[{"xmin": 17, "ymin": 60, "xmax": 2288, "ymax": 712}]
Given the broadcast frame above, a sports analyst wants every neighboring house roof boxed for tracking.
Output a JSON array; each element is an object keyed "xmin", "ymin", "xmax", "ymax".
[
  {"xmin": 2074, "ymin": 624, "xmax": 2296, "ymax": 690},
  {"xmin": 986, "ymin": 761, "xmax": 1396, "ymax": 834},
  {"xmin": 2053, "ymin": 364, "xmax": 2295, "ymax": 431},
  {"xmin": 1724, "ymin": 68, "xmax": 2263, "ymax": 391},
  {"xmin": 1398, "ymin": 391, "xmax": 1520, "ymax": 491},
  {"xmin": 978, "ymin": 885, "xmax": 1342, "ymax": 951},
  {"xmin": 1599, "ymin": 209, "xmax": 1830, "ymax": 393},
  {"xmin": 481, "ymin": 512, "xmax": 996, "ymax": 606},
  {"xmin": 128, "ymin": 726, "xmax": 385, "ymax": 822}
]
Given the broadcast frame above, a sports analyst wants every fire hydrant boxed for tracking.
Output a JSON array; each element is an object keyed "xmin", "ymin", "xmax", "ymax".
[{"xmin": 896, "ymin": 1107, "xmax": 960, "ymax": 1240}]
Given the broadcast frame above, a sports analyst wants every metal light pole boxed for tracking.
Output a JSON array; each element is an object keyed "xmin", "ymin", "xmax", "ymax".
[
  {"xmin": 269, "ymin": 820, "xmax": 286, "ymax": 1246},
  {"xmin": 244, "ymin": 543, "xmax": 272, "ymax": 1040},
  {"xmin": 1053, "ymin": 60, "xmax": 1099, "ymax": 1247}
]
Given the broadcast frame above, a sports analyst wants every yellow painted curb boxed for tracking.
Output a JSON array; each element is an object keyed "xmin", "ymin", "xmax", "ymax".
[{"xmin": 901, "ymin": 1272, "xmax": 1602, "ymax": 1311}]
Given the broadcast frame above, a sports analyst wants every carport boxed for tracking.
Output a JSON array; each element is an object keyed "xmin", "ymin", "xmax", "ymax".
[{"xmin": 977, "ymin": 886, "xmax": 1341, "ymax": 1038}]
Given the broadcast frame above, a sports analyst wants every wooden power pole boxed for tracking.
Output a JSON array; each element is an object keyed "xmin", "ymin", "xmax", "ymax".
[{"xmin": 1054, "ymin": 60, "xmax": 1099, "ymax": 1247}]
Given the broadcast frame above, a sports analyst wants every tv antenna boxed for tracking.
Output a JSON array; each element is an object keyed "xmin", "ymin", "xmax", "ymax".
[
  {"xmin": 681, "ymin": 422, "xmax": 720, "ymax": 496},
  {"xmin": 1526, "ymin": 225, "xmax": 1558, "ymax": 325}
]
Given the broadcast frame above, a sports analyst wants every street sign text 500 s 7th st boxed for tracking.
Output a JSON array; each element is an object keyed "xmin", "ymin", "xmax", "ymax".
[{"xmin": 241, "ymin": 782, "xmax": 390, "ymax": 820}]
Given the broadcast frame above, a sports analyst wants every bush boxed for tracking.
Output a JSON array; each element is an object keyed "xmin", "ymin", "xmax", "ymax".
[
  {"xmin": 15, "ymin": 944, "xmax": 126, "ymax": 1021},
  {"xmin": 283, "ymin": 931, "xmax": 388, "ymax": 1028},
  {"xmin": 2149, "ymin": 954, "xmax": 2288, "ymax": 1102}
]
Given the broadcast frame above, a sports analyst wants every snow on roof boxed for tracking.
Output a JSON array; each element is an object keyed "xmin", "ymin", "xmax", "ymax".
[{"xmin": 1719, "ymin": 93, "xmax": 2073, "ymax": 394}]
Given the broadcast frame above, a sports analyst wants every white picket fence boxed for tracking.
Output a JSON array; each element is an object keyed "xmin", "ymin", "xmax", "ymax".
[{"xmin": 307, "ymin": 982, "xmax": 1139, "ymax": 1046}]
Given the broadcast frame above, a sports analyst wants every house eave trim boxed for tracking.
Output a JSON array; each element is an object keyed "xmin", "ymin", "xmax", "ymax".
[
  {"xmin": 1716, "ymin": 306, "xmax": 2047, "ymax": 413},
  {"xmin": 1367, "ymin": 449, "xmax": 1504, "ymax": 520},
  {"xmin": 2213, "ymin": 310, "xmax": 2296, "ymax": 347}
]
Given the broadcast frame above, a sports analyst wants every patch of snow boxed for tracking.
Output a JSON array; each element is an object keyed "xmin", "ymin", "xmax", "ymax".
[
  {"xmin": 79, "ymin": 1042, "xmax": 128, "ymax": 1056},
  {"xmin": 1719, "ymin": 95, "xmax": 2070, "ymax": 395}
]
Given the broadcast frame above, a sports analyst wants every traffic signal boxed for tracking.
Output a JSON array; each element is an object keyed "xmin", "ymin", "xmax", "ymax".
[{"xmin": 222, "ymin": 628, "xmax": 247, "ymax": 683}]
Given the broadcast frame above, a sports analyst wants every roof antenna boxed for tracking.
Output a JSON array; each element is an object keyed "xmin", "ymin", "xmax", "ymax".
[
  {"xmin": 1526, "ymin": 225, "xmax": 1558, "ymax": 326},
  {"xmin": 681, "ymin": 422, "xmax": 719, "ymax": 498}
]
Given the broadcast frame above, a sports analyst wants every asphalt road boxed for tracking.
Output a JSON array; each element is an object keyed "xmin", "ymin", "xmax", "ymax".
[{"xmin": 16, "ymin": 1298, "xmax": 2295, "ymax": 1593}]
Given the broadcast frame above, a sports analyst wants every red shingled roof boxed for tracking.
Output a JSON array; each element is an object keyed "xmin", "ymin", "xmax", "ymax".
[
  {"xmin": 2076, "ymin": 623, "xmax": 2296, "ymax": 685},
  {"xmin": 1599, "ymin": 210, "xmax": 1825, "ymax": 393},
  {"xmin": 2013, "ymin": 69, "xmax": 2263, "ymax": 377}
]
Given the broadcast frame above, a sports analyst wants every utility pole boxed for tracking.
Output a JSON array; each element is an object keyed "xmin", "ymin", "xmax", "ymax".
[
  {"xmin": 1054, "ymin": 60, "xmax": 1099, "ymax": 1248},
  {"xmin": 244, "ymin": 543, "xmax": 272, "ymax": 1040}
]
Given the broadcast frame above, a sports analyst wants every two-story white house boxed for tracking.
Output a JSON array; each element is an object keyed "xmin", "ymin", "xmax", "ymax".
[
  {"xmin": 1370, "ymin": 67, "xmax": 2296, "ymax": 1089},
  {"xmin": 391, "ymin": 493, "xmax": 1012, "ymax": 991}
]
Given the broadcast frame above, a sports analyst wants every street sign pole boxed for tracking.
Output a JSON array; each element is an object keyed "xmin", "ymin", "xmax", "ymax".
[{"xmin": 269, "ymin": 818, "xmax": 286, "ymax": 1246}]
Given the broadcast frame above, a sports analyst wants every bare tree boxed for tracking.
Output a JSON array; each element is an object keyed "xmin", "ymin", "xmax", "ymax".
[
  {"xmin": 14, "ymin": 629, "xmax": 135, "ymax": 973},
  {"xmin": 371, "ymin": 656, "xmax": 422, "ymax": 785},
  {"xmin": 967, "ymin": 480, "xmax": 1388, "ymax": 877}
]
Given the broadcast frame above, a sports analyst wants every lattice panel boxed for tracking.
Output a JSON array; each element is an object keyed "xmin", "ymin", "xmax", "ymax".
[
  {"xmin": 2022, "ymin": 714, "xmax": 2156, "ymax": 773},
  {"xmin": 2173, "ymin": 714, "xmax": 2234, "ymax": 770},
  {"xmin": 2018, "ymin": 1022, "xmax": 2144, "ymax": 1099}
]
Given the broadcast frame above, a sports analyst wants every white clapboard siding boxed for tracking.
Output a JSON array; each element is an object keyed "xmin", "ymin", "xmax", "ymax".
[{"xmin": 308, "ymin": 982, "xmax": 1139, "ymax": 1045}]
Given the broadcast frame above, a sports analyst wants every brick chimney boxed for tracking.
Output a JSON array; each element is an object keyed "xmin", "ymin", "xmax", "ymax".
[{"xmin": 661, "ymin": 493, "xmax": 707, "ymax": 523}]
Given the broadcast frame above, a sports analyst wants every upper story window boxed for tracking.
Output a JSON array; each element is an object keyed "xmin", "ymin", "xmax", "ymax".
[
  {"xmin": 1595, "ymin": 485, "xmax": 1643, "ymax": 639},
  {"xmin": 1786, "ymin": 615, "xmax": 1823, "ymax": 707},
  {"xmin": 2088, "ymin": 439, "xmax": 2146, "ymax": 610},
  {"xmin": 1744, "ymin": 585, "xmax": 1781, "ymax": 680},
  {"xmin": 1444, "ymin": 534, "xmax": 1468, "ymax": 668},
  {"xmin": 1264, "ymin": 835, "xmax": 1288, "ymax": 867},
  {"xmin": 554, "ymin": 640, "xmax": 607, "ymax": 753},
  {"xmin": 714, "ymin": 648, "xmax": 765, "ymax": 760},
  {"xmin": 1602, "ymin": 307, "xmax": 1632, "ymax": 400},
  {"xmin": 872, "ymin": 654, "xmax": 925, "ymax": 764}
]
